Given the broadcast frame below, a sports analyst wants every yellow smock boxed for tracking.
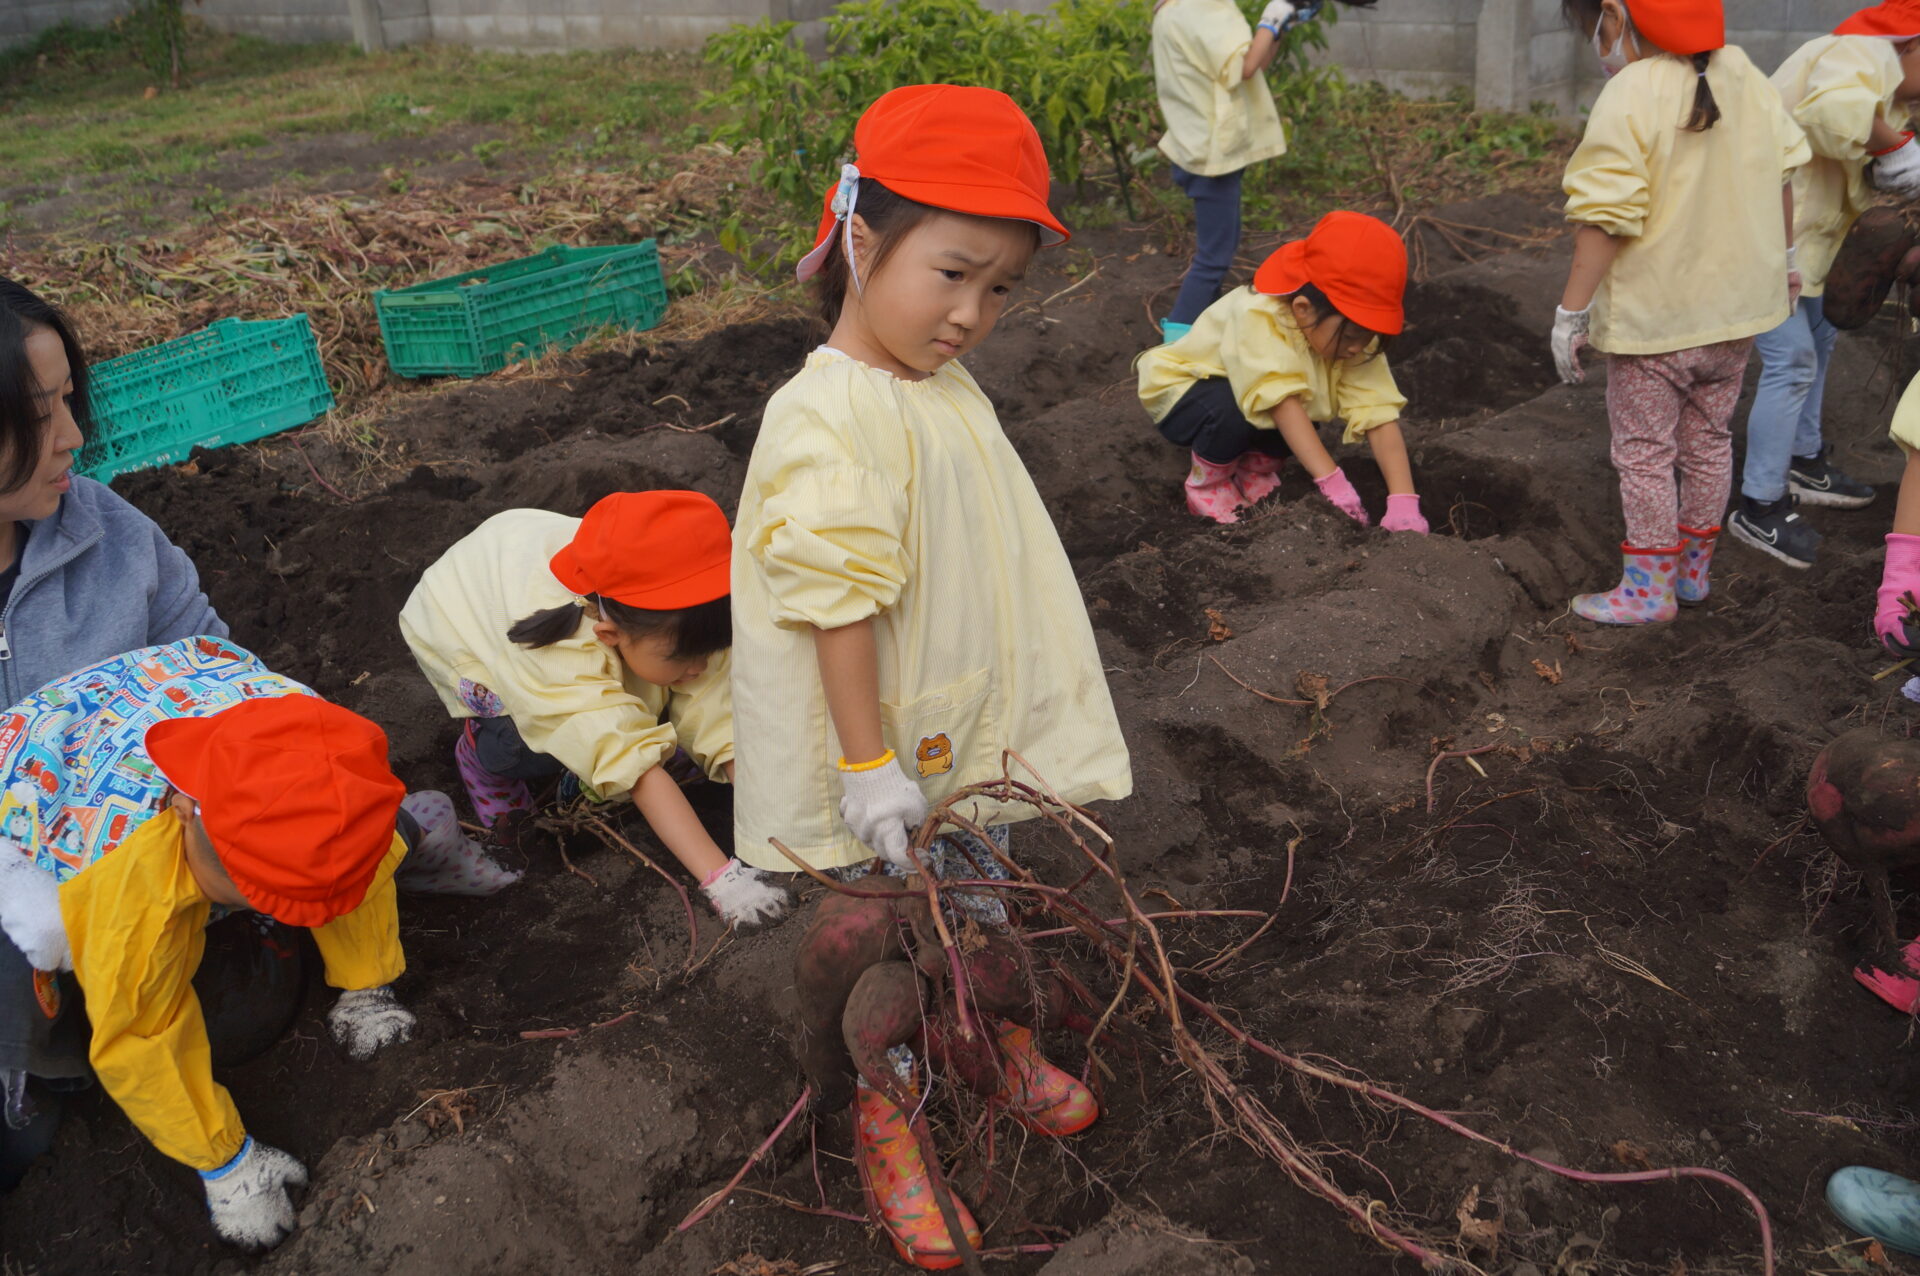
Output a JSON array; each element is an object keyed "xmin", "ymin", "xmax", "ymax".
[
  {"xmin": 1773, "ymin": 34, "xmax": 1910, "ymax": 294},
  {"xmin": 1562, "ymin": 45, "xmax": 1811, "ymax": 354},
  {"xmin": 59, "ymin": 809, "xmax": 406, "ymax": 1171},
  {"xmin": 398, "ymin": 509, "xmax": 735, "ymax": 800},
  {"xmin": 1151, "ymin": 0, "xmax": 1287, "ymax": 177},
  {"xmin": 1135, "ymin": 287, "xmax": 1406, "ymax": 444},
  {"xmin": 1889, "ymin": 374, "xmax": 1920, "ymax": 452},
  {"xmin": 730, "ymin": 349, "xmax": 1133, "ymax": 871}
]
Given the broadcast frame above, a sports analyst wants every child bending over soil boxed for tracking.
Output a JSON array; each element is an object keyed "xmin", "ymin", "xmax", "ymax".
[
  {"xmin": 1137, "ymin": 210, "xmax": 1427, "ymax": 529},
  {"xmin": 728, "ymin": 85, "xmax": 1133, "ymax": 1269},
  {"xmin": 399, "ymin": 490, "xmax": 790, "ymax": 929},
  {"xmin": 0, "ymin": 638, "xmax": 503, "ymax": 1249},
  {"xmin": 1551, "ymin": 0, "xmax": 1810, "ymax": 623}
]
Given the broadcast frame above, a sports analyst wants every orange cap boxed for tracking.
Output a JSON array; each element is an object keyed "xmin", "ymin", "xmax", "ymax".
[
  {"xmin": 145, "ymin": 697, "xmax": 407, "ymax": 928},
  {"xmin": 1252, "ymin": 212, "xmax": 1408, "ymax": 336},
  {"xmin": 548, "ymin": 490, "xmax": 731, "ymax": 610},
  {"xmin": 1837, "ymin": 0, "xmax": 1920, "ymax": 37},
  {"xmin": 795, "ymin": 84, "xmax": 1068, "ymax": 282},
  {"xmin": 1627, "ymin": 0, "xmax": 1724, "ymax": 54}
]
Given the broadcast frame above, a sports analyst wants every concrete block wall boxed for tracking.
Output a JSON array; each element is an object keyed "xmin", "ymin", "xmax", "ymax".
[{"xmin": 3, "ymin": 0, "xmax": 130, "ymax": 49}]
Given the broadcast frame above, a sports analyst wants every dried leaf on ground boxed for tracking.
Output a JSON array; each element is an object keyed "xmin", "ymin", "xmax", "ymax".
[
  {"xmin": 1453, "ymin": 1184, "xmax": 1502, "ymax": 1256},
  {"xmin": 1295, "ymin": 671, "xmax": 1331, "ymax": 710},
  {"xmin": 1205, "ymin": 608, "xmax": 1233, "ymax": 642},
  {"xmin": 1609, "ymin": 1139, "xmax": 1654, "ymax": 1171},
  {"xmin": 1531, "ymin": 658, "xmax": 1563, "ymax": 685}
]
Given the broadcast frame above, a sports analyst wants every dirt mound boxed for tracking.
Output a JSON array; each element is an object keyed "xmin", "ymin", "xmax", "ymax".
[{"xmin": 9, "ymin": 213, "xmax": 1920, "ymax": 1276}]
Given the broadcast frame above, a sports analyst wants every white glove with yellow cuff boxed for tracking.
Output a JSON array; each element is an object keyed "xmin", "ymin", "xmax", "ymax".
[
  {"xmin": 837, "ymin": 750, "xmax": 928, "ymax": 870},
  {"xmin": 327, "ymin": 986, "xmax": 415, "ymax": 1061}
]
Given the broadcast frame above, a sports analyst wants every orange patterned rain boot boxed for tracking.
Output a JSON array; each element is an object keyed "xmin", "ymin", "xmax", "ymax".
[
  {"xmin": 854, "ymin": 1080, "xmax": 982, "ymax": 1270},
  {"xmin": 993, "ymin": 1021, "xmax": 1099, "ymax": 1137}
]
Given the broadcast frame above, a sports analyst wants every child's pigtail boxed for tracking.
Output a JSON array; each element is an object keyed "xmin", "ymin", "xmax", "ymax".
[{"xmin": 1684, "ymin": 51, "xmax": 1720, "ymax": 132}]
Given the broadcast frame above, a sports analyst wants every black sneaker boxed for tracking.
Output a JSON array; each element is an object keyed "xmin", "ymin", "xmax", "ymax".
[
  {"xmin": 1727, "ymin": 495, "xmax": 1820, "ymax": 568},
  {"xmin": 1789, "ymin": 446, "xmax": 1877, "ymax": 509}
]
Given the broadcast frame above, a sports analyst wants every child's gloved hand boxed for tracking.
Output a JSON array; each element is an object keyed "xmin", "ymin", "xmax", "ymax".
[
  {"xmin": 200, "ymin": 1136, "xmax": 307, "ymax": 1250},
  {"xmin": 1257, "ymin": 0, "xmax": 1296, "ymax": 33},
  {"xmin": 1381, "ymin": 493, "xmax": 1429, "ymax": 534},
  {"xmin": 838, "ymin": 754, "xmax": 929, "ymax": 870},
  {"xmin": 701, "ymin": 858, "xmax": 792, "ymax": 929},
  {"xmin": 1314, "ymin": 468, "xmax": 1371, "ymax": 526},
  {"xmin": 1876, "ymin": 533, "xmax": 1920, "ymax": 657},
  {"xmin": 1552, "ymin": 305, "xmax": 1591, "ymax": 384},
  {"xmin": 1873, "ymin": 133, "xmax": 1920, "ymax": 199},
  {"xmin": 327, "ymin": 986, "xmax": 415, "ymax": 1061},
  {"xmin": 0, "ymin": 850, "xmax": 70, "ymax": 972}
]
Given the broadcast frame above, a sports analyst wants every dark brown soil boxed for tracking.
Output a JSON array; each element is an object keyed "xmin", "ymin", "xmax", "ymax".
[{"xmin": 7, "ymin": 203, "xmax": 1920, "ymax": 1276}]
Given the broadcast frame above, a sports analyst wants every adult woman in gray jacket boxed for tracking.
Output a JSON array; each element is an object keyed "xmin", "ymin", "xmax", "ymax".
[{"xmin": 0, "ymin": 277, "xmax": 226, "ymax": 705}]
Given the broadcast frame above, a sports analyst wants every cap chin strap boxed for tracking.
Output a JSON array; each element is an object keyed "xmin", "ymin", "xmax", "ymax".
[{"xmin": 832, "ymin": 162, "xmax": 864, "ymax": 295}]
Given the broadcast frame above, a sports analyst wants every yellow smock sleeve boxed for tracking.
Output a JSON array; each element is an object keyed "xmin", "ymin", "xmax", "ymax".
[
  {"xmin": 1890, "ymin": 374, "xmax": 1920, "ymax": 454},
  {"xmin": 1774, "ymin": 91, "xmax": 1814, "ymax": 179},
  {"xmin": 310, "ymin": 833, "xmax": 407, "ymax": 990},
  {"xmin": 664, "ymin": 650, "xmax": 735, "ymax": 781},
  {"xmin": 1563, "ymin": 84, "xmax": 1651, "ymax": 238},
  {"xmin": 1333, "ymin": 353, "xmax": 1408, "ymax": 444},
  {"xmin": 486, "ymin": 638, "xmax": 680, "ymax": 799},
  {"xmin": 1794, "ymin": 45, "xmax": 1892, "ymax": 163},
  {"xmin": 746, "ymin": 404, "xmax": 911, "ymax": 630},
  {"xmin": 60, "ymin": 811, "xmax": 243, "ymax": 1172},
  {"xmin": 1222, "ymin": 306, "xmax": 1314, "ymax": 426}
]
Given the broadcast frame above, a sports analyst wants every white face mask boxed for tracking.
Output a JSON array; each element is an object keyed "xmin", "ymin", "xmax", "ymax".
[{"xmin": 1592, "ymin": 11, "xmax": 1636, "ymax": 77}]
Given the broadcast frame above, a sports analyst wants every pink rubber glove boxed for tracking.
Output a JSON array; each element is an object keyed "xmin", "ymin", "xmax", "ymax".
[
  {"xmin": 1878, "ymin": 533, "xmax": 1920, "ymax": 656},
  {"xmin": 1314, "ymin": 468, "xmax": 1370, "ymax": 526},
  {"xmin": 1380, "ymin": 493, "xmax": 1428, "ymax": 534}
]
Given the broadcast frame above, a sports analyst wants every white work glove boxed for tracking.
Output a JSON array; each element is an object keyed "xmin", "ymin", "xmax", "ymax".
[
  {"xmin": 0, "ymin": 849, "xmax": 70, "ymax": 972},
  {"xmin": 200, "ymin": 1136, "xmax": 307, "ymax": 1250},
  {"xmin": 1257, "ymin": 0, "xmax": 1296, "ymax": 33},
  {"xmin": 837, "ymin": 756, "xmax": 929, "ymax": 870},
  {"xmin": 327, "ymin": 986, "xmax": 415, "ymax": 1061},
  {"xmin": 1551, "ymin": 304, "xmax": 1591, "ymax": 385},
  {"xmin": 1873, "ymin": 133, "xmax": 1920, "ymax": 199},
  {"xmin": 1787, "ymin": 242, "xmax": 1803, "ymax": 308},
  {"xmin": 700, "ymin": 858, "xmax": 793, "ymax": 929}
]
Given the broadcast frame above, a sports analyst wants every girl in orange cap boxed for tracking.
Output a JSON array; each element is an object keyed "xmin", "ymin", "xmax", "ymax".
[
  {"xmin": 0, "ymin": 637, "xmax": 451, "ymax": 1249},
  {"xmin": 1136, "ymin": 210, "xmax": 1427, "ymax": 529},
  {"xmin": 1552, "ymin": 0, "xmax": 1811, "ymax": 623},
  {"xmin": 399, "ymin": 490, "xmax": 790, "ymax": 929},
  {"xmin": 729, "ymin": 85, "xmax": 1133, "ymax": 1269}
]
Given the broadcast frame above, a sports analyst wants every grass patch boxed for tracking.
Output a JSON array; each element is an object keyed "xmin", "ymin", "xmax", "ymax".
[{"xmin": 0, "ymin": 22, "xmax": 714, "ymax": 189}]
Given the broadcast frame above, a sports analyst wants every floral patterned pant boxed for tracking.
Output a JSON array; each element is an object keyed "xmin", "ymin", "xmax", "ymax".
[{"xmin": 1605, "ymin": 339, "xmax": 1752, "ymax": 548}]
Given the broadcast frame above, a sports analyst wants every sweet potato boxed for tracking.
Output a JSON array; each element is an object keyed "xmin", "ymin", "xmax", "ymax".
[
  {"xmin": 1823, "ymin": 206, "xmax": 1917, "ymax": 330},
  {"xmin": 1808, "ymin": 727, "xmax": 1920, "ymax": 867},
  {"xmin": 959, "ymin": 932, "xmax": 1068, "ymax": 1029},
  {"xmin": 842, "ymin": 960, "xmax": 928, "ymax": 1090}
]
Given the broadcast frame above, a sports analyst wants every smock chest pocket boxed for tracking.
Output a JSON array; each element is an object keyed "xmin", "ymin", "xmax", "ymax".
[{"xmin": 881, "ymin": 668, "xmax": 999, "ymax": 788}]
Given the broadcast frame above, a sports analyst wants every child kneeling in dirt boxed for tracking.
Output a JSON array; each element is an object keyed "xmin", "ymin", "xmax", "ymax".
[
  {"xmin": 1137, "ymin": 210, "xmax": 1427, "ymax": 529},
  {"xmin": 1551, "ymin": 0, "xmax": 1810, "ymax": 623},
  {"xmin": 399, "ymin": 489, "xmax": 789, "ymax": 929},
  {"xmin": 0, "ymin": 637, "xmax": 498, "ymax": 1249},
  {"xmin": 729, "ymin": 86, "xmax": 1133, "ymax": 1268}
]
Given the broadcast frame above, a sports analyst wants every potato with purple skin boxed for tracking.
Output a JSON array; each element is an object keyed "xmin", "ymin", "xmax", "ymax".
[
  {"xmin": 1809, "ymin": 727, "xmax": 1920, "ymax": 943},
  {"xmin": 1822, "ymin": 206, "xmax": 1920, "ymax": 330}
]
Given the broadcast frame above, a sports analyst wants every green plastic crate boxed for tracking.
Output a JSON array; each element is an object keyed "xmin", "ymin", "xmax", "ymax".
[
  {"xmin": 83, "ymin": 315, "xmax": 335, "ymax": 483},
  {"xmin": 374, "ymin": 241, "xmax": 669, "ymax": 379}
]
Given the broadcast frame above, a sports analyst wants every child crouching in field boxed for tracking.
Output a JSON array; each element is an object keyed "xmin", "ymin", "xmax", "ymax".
[
  {"xmin": 1136, "ymin": 210, "xmax": 1427, "ymax": 529},
  {"xmin": 1551, "ymin": 0, "xmax": 1809, "ymax": 622},
  {"xmin": 399, "ymin": 490, "xmax": 789, "ymax": 929}
]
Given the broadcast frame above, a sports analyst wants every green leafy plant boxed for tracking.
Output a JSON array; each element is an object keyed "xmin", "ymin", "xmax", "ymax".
[{"xmin": 122, "ymin": 0, "xmax": 195, "ymax": 88}]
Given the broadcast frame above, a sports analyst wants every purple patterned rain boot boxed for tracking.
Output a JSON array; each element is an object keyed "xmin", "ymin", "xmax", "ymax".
[
  {"xmin": 1571, "ymin": 544, "xmax": 1680, "ymax": 625},
  {"xmin": 1675, "ymin": 523, "xmax": 1718, "ymax": 607},
  {"xmin": 454, "ymin": 720, "xmax": 535, "ymax": 828}
]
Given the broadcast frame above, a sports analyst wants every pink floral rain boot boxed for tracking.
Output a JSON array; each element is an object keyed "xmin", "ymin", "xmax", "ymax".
[
  {"xmin": 1571, "ymin": 544, "xmax": 1680, "ymax": 625},
  {"xmin": 454, "ymin": 720, "xmax": 535, "ymax": 828},
  {"xmin": 395, "ymin": 789, "xmax": 523, "ymax": 896},
  {"xmin": 1232, "ymin": 451, "xmax": 1285, "ymax": 504},
  {"xmin": 854, "ymin": 1080, "xmax": 983, "ymax": 1270},
  {"xmin": 993, "ymin": 1022, "xmax": 1099, "ymax": 1136},
  {"xmin": 1676, "ymin": 523, "xmax": 1718, "ymax": 606},
  {"xmin": 1184, "ymin": 453, "xmax": 1248, "ymax": 524}
]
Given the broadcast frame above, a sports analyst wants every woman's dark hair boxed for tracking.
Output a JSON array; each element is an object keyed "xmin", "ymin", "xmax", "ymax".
[
  {"xmin": 814, "ymin": 180, "xmax": 942, "ymax": 330},
  {"xmin": 1283, "ymin": 281, "xmax": 1396, "ymax": 361},
  {"xmin": 508, "ymin": 594, "xmax": 732, "ymax": 659},
  {"xmin": 1560, "ymin": 1, "xmax": 1719, "ymax": 132},
  {"xmin": 0, "ymin": 277, "xmax": 91, "ymax": 495}
]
